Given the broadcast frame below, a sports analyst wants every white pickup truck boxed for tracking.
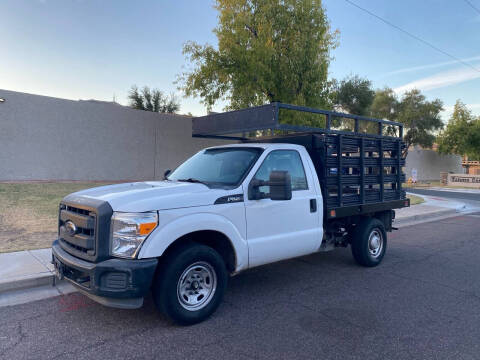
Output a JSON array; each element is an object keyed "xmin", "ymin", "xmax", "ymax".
[{"xmin": 52, "ymin": 103, "xmax": 409, "ymax": 324}]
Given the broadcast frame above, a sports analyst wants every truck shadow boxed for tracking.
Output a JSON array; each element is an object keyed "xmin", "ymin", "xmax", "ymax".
[{"xmin": 56, "ymin": 246, "xmax": 358, "ymax": 325}]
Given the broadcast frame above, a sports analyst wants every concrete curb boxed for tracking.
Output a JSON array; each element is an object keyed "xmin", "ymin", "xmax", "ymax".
[
  {"xmin": 0, "ymin": 279, "xmax": 77, "ymax": 308},
  {"xmin": 0, "ymin": 272, "xmax": 54, "ymax": 293},
  {"xmin": 0, "ymin": 248, "xmax": 60, "ymax": 296},
  {"xmin": 394, "ymin": 208, "xmax": 458, "ymax": 226},
  {"xmin": 0, "ymin": 270, "xmax": 77, "ymax": 309}
]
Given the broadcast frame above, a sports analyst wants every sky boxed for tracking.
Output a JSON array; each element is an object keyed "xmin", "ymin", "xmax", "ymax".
[{"xmin": 1, "ymin": 0, "xmax": 479, "ymax": 120}]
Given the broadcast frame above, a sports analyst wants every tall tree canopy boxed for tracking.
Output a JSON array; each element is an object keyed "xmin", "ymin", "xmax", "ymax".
[
  {"xmin": 437, "ymin": 100, "xmax": 480, "ymax": 159},
  {"xmin": 128, "ymin": 86, "xmax": 180, "ymax": 113},
  {"xmin": 368, "ymin": 88, "xmax": 443, "ymax": 154},
  {"xmin": 397, "ymin": 89, "xmax": 443, "ymax": 155},
  {"xmin": 179, "ymin": 0, "xmax": 337, "ymax": 111},
  {"xmin": 331, "ymin": 75, "xmax": 375, "ymax": 116},
  {"xmin": 370, "ymin": 87, "xmax": 399, "ymax": 121}
]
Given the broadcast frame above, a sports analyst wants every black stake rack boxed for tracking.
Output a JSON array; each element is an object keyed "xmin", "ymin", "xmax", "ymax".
[{"xmin": 193, "ymin": 102, "xmax": 409, "ymax": 219}]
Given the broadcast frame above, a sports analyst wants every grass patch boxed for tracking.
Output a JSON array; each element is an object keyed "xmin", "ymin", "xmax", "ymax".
[
  {"xmin": 0, "ymin": 182, "xmax": 112, "ymax": 253},
  {"xmin": 0, "ymin": 181, "xmax": 427, "ymax": 253},
  {"xmin": 407, "ymin": 194, "xmax": 424, "ymax": 205}
]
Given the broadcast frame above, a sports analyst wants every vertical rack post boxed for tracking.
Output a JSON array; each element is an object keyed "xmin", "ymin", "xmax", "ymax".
[
  {"xmin": 273, "ymin": 101, "xmax": 280, "ymax": 125},
  {"xmin": 272, "ymin": 102, "xmax": 280, "ymax": 137},
  {"xmin": 360, "ymin": 137, "xmax": 365, "ymax": 204},
  {"xmin": 338, "ymin": 135, "xmax": 343, "ymax": 207},
  {"xmin": 397, "ymin": 140, "xmax": 402, "ymax": 198},
  {"xmin": 379, "ymin": 138, "xmax": 384, "ymax": 202}
]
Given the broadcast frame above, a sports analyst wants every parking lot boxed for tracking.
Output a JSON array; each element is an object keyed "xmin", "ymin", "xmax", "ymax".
[{"xmin": 1, "ymin": 214, "xmax": 480, "ymax": 360}]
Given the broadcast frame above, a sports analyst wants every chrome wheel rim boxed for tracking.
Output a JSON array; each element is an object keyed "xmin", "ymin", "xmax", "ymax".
[
  {"xmin": 368, "ymin": 229, "xmax": 383, "ymax": 258},
  {"xmin": 177, "ymin": 262, "xmax": 217, "ymax": 311}
]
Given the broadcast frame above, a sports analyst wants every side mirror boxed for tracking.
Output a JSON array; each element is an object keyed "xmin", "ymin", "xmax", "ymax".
[
  {"xmin": 268, "ymin": 171, "xmax": 292, "ymax": 201},
  {"xmin": 248, "ymin": 170, "xmax": 292, "ymax": 201},
  {"xmin": 164, "ymin": 169, "xmax": 171, "ymax": 179}
]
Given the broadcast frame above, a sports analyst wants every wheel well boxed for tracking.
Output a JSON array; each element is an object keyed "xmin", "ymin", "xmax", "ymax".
[
  {"xmin": 161, "ymin": 230, "xmax": 236, "ymax": 273},
  {"xmin": 373, "ymin": 210, "xmax": 393, "ymax": 231}
]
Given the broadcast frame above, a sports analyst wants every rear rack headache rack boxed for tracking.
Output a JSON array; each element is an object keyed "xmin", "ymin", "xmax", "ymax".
[
  {"xmin": 192, "ymin": 102, "xmax": 403, "ymax": 140},
  {"xmin": 192, "ymin": 102, "xmax": 409, "ymax": 218}
]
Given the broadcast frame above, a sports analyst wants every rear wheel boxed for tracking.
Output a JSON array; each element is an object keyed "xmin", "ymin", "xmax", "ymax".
[
  {"xmin": 153, "ymin": 243, "xmax": 228, "ymax": 325},
  {"xmin": 351, "ymin": 218, "xmax": 387, "ymax": 267}
]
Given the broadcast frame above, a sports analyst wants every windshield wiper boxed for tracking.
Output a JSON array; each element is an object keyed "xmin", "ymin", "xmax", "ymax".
[{"xmin": 176, "ymin": 178, "xmax": 208, "ymax": 185}]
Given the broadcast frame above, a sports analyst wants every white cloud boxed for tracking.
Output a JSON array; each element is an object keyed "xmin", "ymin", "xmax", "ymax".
[
  {"xmin": 442, "ymin": 103, "xmax": 480, "ymax": 120},
  {"xmin": 443, "ymin": 103, "xmax": 480, "ymax": 113},
  {"xmin": 393, "ymin": 65, "xmax": 480, "ymax": 94},
  {"xmin": 384, "ymin": 55, "xmax": 480, "ymax": 76}
]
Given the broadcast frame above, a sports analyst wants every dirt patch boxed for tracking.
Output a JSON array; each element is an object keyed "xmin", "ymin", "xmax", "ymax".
[{"xmin": 0, "ymin": 227, "xmax": 56, "ymax": 253}]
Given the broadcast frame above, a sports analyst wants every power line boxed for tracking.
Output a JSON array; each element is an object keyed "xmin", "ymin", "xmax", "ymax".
[
  {"xmin": 344, "ymin": 0, "xmax": 480, "ymax": 74},
  {"xmin": 464, "ymin": 0, "xmax": 480, "ymax": 15}
]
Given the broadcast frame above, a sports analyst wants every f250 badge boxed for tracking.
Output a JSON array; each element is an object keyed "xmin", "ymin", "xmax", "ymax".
[{"xmin": 214, "ymin": 194, "xmax": 244, "ymax": 205}]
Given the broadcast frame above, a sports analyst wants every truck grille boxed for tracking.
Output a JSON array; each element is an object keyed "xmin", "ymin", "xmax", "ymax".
[
  {"xmin": 58, "ymin": 196, "xmax": 113, "ymax": 263},
  {"xmin": 59, "ymin": 205, "xmax": 97, "ymax": 256}
]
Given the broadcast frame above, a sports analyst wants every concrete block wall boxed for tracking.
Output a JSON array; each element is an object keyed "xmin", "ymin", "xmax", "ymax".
[
  {"xmin": 0, "ymin": 89, "xmax": 229, "ymax": 181},
  {"xmin": 0, "ymin": 89, "xmax": 464, "ymax": 182},
  {"xmin": 404, "ymin": 146, "xmax": 463, "ymax": 182}
]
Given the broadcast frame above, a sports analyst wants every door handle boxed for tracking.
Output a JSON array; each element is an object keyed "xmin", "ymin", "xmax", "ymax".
[{"xmin": 310, "ymin": 199, "xmax": 317, "ymax": 213}]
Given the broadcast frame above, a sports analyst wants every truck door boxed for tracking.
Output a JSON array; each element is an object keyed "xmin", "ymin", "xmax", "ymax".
[{"xmin": 245, "ymin": 149, "xmax": 322, "ymax": 268}]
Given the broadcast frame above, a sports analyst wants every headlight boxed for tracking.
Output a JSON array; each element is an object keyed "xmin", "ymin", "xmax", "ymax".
[{"xmin": 111, "ymin": 212, "xmax": 158, "ymax": 258}]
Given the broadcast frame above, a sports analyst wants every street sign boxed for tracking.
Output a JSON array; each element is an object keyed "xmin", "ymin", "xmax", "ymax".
[{"xmin": 412, "ymin": 168, "xmax": 418, "ymax": 183}]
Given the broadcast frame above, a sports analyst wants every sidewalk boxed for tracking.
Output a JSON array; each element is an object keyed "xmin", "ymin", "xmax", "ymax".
[
  {"xmin": 0, "ymin": 248, "xmax": 75, "ymax": 307},
  {"xmin": 394, "ymin": 191, "xmax": 479, "ymax": 226},
  {"xmin": 394, "ymin": 203, "xmax": 457, "ymax": 225},
  {"xmin": 0, "ymin": 249, "xmax": 54, "ymax": 292}
]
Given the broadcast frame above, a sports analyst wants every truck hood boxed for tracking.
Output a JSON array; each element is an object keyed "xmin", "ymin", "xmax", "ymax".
[{"xmin": 68, "ymin": 181, "xmax": 233, "ymax": 212}]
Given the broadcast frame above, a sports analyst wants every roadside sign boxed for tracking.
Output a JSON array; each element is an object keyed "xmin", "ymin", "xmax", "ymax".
[{"xmin": 412, "ymin": 168, "xmax": 418, "ymax": 183}]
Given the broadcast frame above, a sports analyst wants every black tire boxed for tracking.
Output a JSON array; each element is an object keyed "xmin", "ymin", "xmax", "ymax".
[
  {"xmin": 351, "ymin": 218, "xmax": 387, "ymax": 267},
  {"xmin": 153, "ymin": 243, "xmax": 228, "ymax": 325}
]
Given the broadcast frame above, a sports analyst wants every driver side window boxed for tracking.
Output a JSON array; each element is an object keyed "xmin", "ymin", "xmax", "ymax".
[{"xmin": 253, "ymin": 150, "xmax": 308, "ymax": 193}]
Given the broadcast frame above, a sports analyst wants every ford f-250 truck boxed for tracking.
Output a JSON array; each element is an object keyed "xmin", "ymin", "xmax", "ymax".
[{"xmin": 52, "ymin": 103, "xmax": 409, "ymax": 325}]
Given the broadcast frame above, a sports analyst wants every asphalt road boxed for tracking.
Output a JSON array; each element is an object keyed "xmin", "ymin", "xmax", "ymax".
[
  {"xmin": 405, "ymin": 187, "xmax": 480, "ymax": 202},
  {"xmin": 2, "ymin": 214, "xmax": 480, "ymax": 360}
]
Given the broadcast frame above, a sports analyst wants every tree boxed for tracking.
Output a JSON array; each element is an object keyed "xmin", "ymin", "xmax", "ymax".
[
  {"xmin": 128, "ymin": 86, "xmax": 145, "ymax": 110},
  {"xmin": 437, "ymin": 100, "xmax": 480, "ymax": 159},
  {"xmin": 178, "ymin": 0, "xmax": 338, "ymax": 116},
  {"xmin": 369, "ymin": 87, "xmax": 400, "ymax": 136},
  {"xmin": 396, "ymin": 89, "xmax": 443, "ymax": 156},
  {"xmin": 370, "ymin": 87, "xmax": 399, "ymax": 121},
  {"xmin": 331, "ymin": 75, "xmax": 375, "ymax": 116},
  {"xmin": 128, "ymin": 86, "xmax": 180, "ymax": 113}
]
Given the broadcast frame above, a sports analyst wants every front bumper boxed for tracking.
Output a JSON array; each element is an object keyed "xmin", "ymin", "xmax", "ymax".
[{"xmin": 52, "ymin": 240, "xmax": 158, "ymax": 309}]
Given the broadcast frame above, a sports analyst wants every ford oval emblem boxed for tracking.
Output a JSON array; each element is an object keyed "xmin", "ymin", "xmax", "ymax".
[{"xmin": 65, "ymin": 221, "xmax": 77, "ymax": 236}]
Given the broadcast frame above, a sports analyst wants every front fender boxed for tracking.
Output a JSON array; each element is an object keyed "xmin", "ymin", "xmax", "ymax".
[{"xmin": 137, "ymin": 212, "xmax": 248, "ymax": 272}]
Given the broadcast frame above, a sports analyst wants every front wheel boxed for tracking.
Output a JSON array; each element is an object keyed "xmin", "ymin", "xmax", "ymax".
[
  {"xmin": 351, "ymin": 218, "xmax": 387, "ymax": 267},
  {"xmin": 153, "ymin": 243, "xmax": 228, "ymax": 325}
]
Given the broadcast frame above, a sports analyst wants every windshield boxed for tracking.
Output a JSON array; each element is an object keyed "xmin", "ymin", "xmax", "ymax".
[{"xmin": 167, "ymin": 147, "xmax": 262, "ymax": 188}]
